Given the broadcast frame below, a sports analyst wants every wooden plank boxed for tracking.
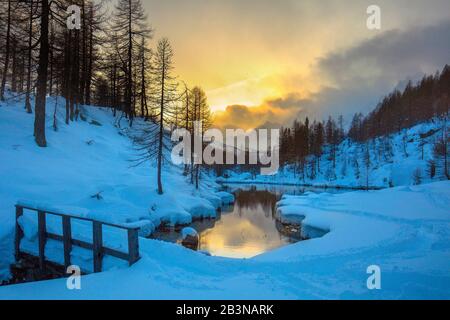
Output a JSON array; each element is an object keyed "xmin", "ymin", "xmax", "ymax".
[
  {"xmin": 14, "ymin": 206, "xmax": 24, "ymax": 260},
  {"xmin": 17, "ymin": 204, "xmax": 141, "ymax": 272},
  {"xmin": 62, "ymin": 216, "xmax": 72, "ymax": 268},
  {"xmin": 92, "ymin": 222, "xmax": 103, "ymax": 272},
  {"xmin": 47, "ymin": 232, "xmax": 93, "ymax": 250},
  {"xmin": 47, "ymin": 232, "xmax": 130, "ymax": 261},
  {"xmin": 48, "ymin": 232, "xmax": 92, "ymax": 249},
  {"xmin": 104, "ymin": 247, "xmax": 130, "ymax": 261},
  {"xmin": 17, "ymin": 205, "xmax": 140, "ymax": 231},
  {"xmin": 37, "ymin": 211, "xmax": 46, "ymax": 271},
  {"xmin": 127, "ymin": 229, "xmax": 139, "ymax": 266},
  {"xmin": 71, "ymin": 238, "xmax": 92, "ymax": 250}
]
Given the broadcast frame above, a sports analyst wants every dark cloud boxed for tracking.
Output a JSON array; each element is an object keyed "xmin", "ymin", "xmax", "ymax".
[
  {"xmin": 306, "ymin": 20, "xmax": 450, "ymax": 120},
  {"xmin": 214, "ymin": 104, "xmax": 290, "ymax": 130},
  {"xmin": 213, "ymin": 20, "xmax": 450, "ymax": 128},
  {"xmin": 265, "ymin": 93, "xmax": 309, "ymax": 110}
]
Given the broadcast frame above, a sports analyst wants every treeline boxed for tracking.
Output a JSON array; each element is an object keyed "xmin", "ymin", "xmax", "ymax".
[
  {"xmin": 0, "ymin": 0, "xmax": 109, "ymax": 145},
  {"xmin": 0, "ymin": 0, "xmax": 213, "ymax": 194},
  {"xmin": 348, "ymin": 65, "xmax": 450, "ymax": 142},
  {"xmin": 279, "ymin": 66, "xmax": 449, "ymax": 182},
  {"xmin": 279, "ymin": 115, "xmax": 345, "ymax": 179}
]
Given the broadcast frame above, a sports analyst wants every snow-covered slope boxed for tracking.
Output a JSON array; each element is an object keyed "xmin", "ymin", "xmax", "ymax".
[
  {"xmin": 0, "ymin": 181, "xmax": 449, "ymax": 299},
  {"xmin": 219, "ymin": 120, "xmax": 448, "ymax": 188},
  {"xmin": 0, "ymin": 97, "xmax": 230, "ymax": 280}
]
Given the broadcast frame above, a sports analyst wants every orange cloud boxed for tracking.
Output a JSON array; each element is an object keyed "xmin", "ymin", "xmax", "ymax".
[{"xmin": 213, "ymin": 93, "xmax": 307, "ymax": 130}]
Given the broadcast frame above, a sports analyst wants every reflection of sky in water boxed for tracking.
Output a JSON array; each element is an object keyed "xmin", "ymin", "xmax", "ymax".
[
  {"xmin": 153, "ymin": 185, "xmax": 342, "ymax": 258},
  {"xmin": 197, "ymin": 199, "xmax": 292, "ymax": 258}
]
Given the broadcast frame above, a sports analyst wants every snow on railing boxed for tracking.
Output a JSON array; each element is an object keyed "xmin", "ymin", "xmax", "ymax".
[{"xmin": 15, "ymin": 203, "xmax": 140, "ymax": 273}]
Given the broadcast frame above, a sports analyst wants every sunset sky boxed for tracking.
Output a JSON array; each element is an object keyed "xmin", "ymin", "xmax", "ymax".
[{"xmin": 143, "ymin": 0, "xmax": 450, "ymax": 129}]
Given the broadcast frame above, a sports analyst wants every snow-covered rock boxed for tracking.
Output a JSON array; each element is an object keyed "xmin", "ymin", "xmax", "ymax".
[
  {"xmin": 215, "ymin": 191, "xmax": 235, "ymax": 205},
  {"xmin": 181, "ymin": 227, "xmax": 198, "ymax": 239},
  {"xmin": 181, "ymin": 227, "xmax": 199, "ymax": 250}
]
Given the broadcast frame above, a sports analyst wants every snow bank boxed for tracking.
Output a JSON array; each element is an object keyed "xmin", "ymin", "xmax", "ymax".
[
  {"xmin": 1, "ymin": 180, "xmax": 448, "ymax": 299},
  {"xmin": 215, "ymin": 191, "xmax": 235, "ymax": 205},
  {"xmin": 0, "ymin": 97, "xmax": 225, "ymax": 280},
  {"xmin": 0, "ymin": 97, "xmax": 449, "ymax": 299},
  {"xmin": 263, "ymin": 181, "xmax": 450, "ymax": 260}
]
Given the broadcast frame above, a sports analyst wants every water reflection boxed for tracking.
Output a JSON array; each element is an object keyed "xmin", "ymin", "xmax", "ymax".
[
  {"xmin": 222, "ymin": 183, "xmax": 344, "ymax": 197},
  {"xmin": 152, "ymin": 188, "xmax": 303, "ymax": 258}
]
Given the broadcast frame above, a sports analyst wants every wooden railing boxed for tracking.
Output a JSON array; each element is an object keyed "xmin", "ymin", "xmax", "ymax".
[{"xmin": 15, "ymin": 204, "xmax": 140, "ymax": 273}]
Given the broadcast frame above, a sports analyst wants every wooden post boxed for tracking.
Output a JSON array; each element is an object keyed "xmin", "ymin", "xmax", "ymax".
[
  {"xmin": 127, "ymin": 228, "xmax": 139, "ymax": 266},
  {"xmin": 37, "ymin": 210, "xmax": 46, "ymax": 271},
  {"xmin": 14, "ymin": 206, "xmax": 24, "ymax": 261},
  {"xmin": 93, "ymin": 221, "xmax": 103, "ymax": 272},
  {"xmin": 14, "ymin": 205, "xmax": 142, "ymax": 274},
  {"xmin": 62, "ymin": 216, "xmax": 72, "ymax": 268}
]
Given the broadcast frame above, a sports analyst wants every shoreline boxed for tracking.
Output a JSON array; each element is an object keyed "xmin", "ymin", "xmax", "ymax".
[{"xmin": 217, "ymin": 178, "xmax": 384, "ymax": 191}]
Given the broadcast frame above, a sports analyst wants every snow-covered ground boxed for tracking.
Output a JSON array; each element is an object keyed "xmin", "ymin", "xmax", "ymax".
[
  {"xmin": 1, "ymin": 181, "xmax": 449, "ymax": 299},
  {"xmin": 218, "ymin": 120, "xmax": 448, "ymax": 189},
  {"xmin": 0, "ymin": 97, "xmax": 231, "ymax": 280},
  {"xmin": 0, "ymin": 97, "xmax": 449, "ymax": 299}
]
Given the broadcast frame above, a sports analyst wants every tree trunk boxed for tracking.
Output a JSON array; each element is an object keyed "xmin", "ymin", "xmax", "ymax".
[
  {"xmin": 73, "ymin": 31, "xmax": 80, "ymax": 120},
  {"xmin": 127, "ymin": 0, "xmax": 133, "ymax": 124},
  {"xmin": 49, "ymin": 21, "xmax": 54, "ymax": 96},
  {"xmin": 0, "ymin": 0, "xmax": 12, "ymax": 101},
  {"xmin": 444, "ymin": 120, "xmax": 449, "ymax": 179},
  {"xmin": 140, "ymin": 44, "xmax": 146, "ymax": 118},
  {"xmin": 69, "ymin": 31, "xmax": 80, "ymax": 121},
  {"xmin": 80, "ymin": 1, "xmax": 87, "ymax": 105},
  {"xmin": 195, "ymin": 164, "xmax": 199, "ymax": 189},
  {"xmin": 85, "ymin": 4, "xmax": 94, "ymax": 106},
  {"xmin": 195, "ymin": 100, "xmax": 202, "ymax": 189},
  {"xmin": 25, "ymin": 0, "xmax": 34, "ymax": 113},
  {"xmin": 157, "ymin": 63, "xmax": 165, "ymax": 195},
  {"xmin": 64, "ymin": 31, "xmax": 71, "ymax": 124},
  {"xmin": 183, "ymin": 87, "xmax": 190, "ymax": 174},
  {"xmin": 34, "ymin": 0, "xmax": 50, "ymax": 147},
  {"xmin": 11, "ymin": 37, "xmax": 17, "ymax": 93},
  {"xmin": 112, "ymin": 63, "xmax": 117, "ymax": 116},
  {"xmin": 190, "ymin": 100, "xmax": 197, "ymax": 184},
  {"xmin": 53, "ymin": 95, "xmax": 58, "ymax": 131},
  {"xmin": 19, "ymin": 54, "xmax": 25, "ymax": 93}
]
